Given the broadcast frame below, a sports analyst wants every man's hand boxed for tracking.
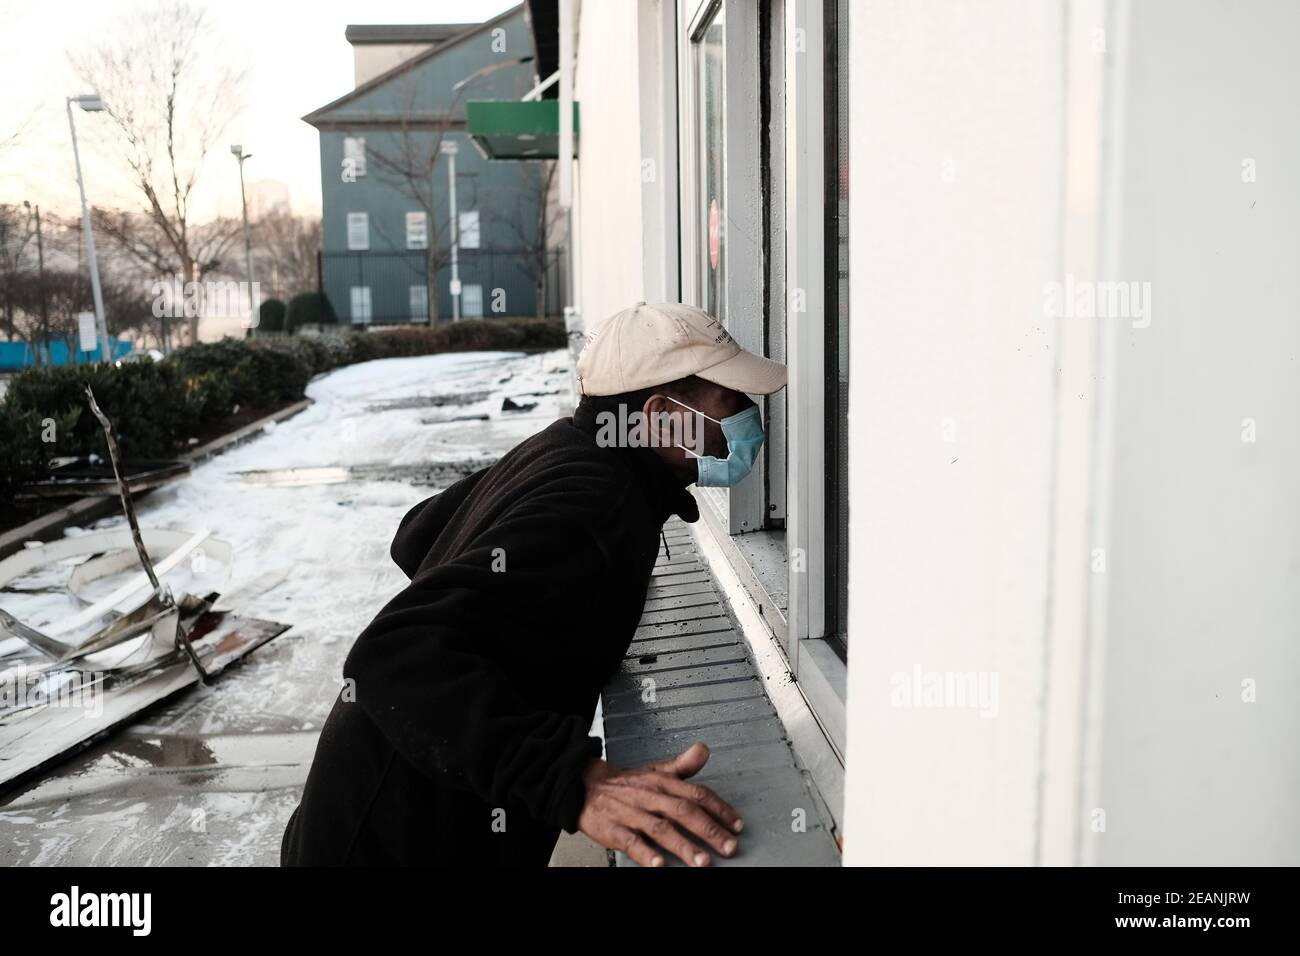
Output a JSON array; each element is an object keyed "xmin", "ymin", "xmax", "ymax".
[{"xmin": 576, "ymin": 741, "xmax": 744, "ymax": 867}]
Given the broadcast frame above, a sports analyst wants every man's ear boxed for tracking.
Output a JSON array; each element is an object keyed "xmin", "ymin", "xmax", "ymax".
[
  {"xmin": 642, "ymin": 393, "xmax": 671, "ymax": 416},
  {"xmin": 642, "ymin": 393, "xmax": 671, "ymax": 446}
]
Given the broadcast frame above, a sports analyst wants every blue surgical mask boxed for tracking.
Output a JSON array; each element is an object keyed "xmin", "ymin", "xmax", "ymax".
[{"xmin": 667, "ymin": 397, "xmax": 765, "ymax": 487}]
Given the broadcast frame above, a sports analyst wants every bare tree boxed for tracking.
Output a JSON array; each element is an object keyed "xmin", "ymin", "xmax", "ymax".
[
  {"xmin": 484, "ymin": 160, "xmax": 562, "ymax": 320},
  {"xmin": 348, "ymin": 57, "xmax": 532, "ymax": 322},
  {"xmin": 14, "ymin": 270, "xmax": 89, "ymax": 355},
  {"xmin": 0, "ymin": 108, "xmax": 34, "ymax": 158},
  {"xmin": 89, "ymin": 207, "xmax": 243, "ymax": 348},
  {"xmin": 354, "ymin": 77, "xmax": 469, "ymax": 324},
  {"xmin": 69, "ymin": 0, "xmax": 250, "ymax": 345},
  {"xmin": 1, "ymin": 204, "xmax": 166, "ymax": 362},
  {"xmin": 252, "ymin": 211, "xmax": 321, "ymax": 301},
  {"xmin": 0, "ymin": 203, "xmax": 38, "ymax": 344},
  {"xmin": 4, "ymin": 266, "xmax": 154, "ymax": 357}
]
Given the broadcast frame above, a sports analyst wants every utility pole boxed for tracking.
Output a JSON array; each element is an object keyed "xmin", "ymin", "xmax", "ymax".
[
  {"xmin": 441, "ymin": 140, "xmax": 461, "ymax": 321},
  {"xmin": 23, "ymin": 201, "xmax": 47, "ymax": 365},
  {"xmin": 559, "ymin": 0, "xmax": 578, "ymax": 358},
  {"xmin": 67, "ymin": 93, "xmax": 110, "ymax": 362},
  {"xmin": 230, "ymin": 145, "xmax": 257, "ymax": 330}
]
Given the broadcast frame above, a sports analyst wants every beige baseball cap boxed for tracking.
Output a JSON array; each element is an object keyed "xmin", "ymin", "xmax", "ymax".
[{"xmin": 576, "ymin": 302, "xmax": 788, "ymax": 397}]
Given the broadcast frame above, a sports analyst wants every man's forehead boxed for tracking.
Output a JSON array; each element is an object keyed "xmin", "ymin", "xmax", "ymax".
[{"xmin": 703, "ymin": 383, "xmax": 755, "ymax": 413}]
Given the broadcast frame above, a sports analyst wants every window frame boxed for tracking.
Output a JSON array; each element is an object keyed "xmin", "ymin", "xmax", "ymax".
[
  {"xmin": 458, "ymin": 210, "xmax": 481, "ymax": 250},
  {"xmin": 346, "ymin": 212, "xmax": 370, "ymax": 251},
  {"xmin": 349, "ymin": 285, "xmax": 372, "ymax": 324},
  {"xmin": 405, "ymin": 211, "xmax": 428, "ymax": 250},
  {"xmin": 409, "ymin": 284, "xmax": 428, "ymax": 322},
  {"xmin": 822, "ymin": 0, "xmax": 850, "ymax": 658},
  {"xmin": 461, "ymin": 283, "xmax": 484, "ymax": 318},
  {"xmin": 783, "ymin": 0, "xmax": 847, "ymax": 754},
  {"xmin": 677, "ymin": 0, "xmax": 848, "ymax": 759},
  {"xmin": 343, "ymin": 136, "xmax": 367, "ymax": 177},
  {"xmin": 681, "ymin": 0, "xmax": 766, "ymax": 536}
]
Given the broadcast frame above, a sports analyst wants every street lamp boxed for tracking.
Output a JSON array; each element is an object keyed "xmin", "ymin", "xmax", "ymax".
[
  {"xmin": 450, "ymin": 56, "xmax": 532, "ymax": 94},
  {"xmin": 230, "ymin": 144, "xmax": 257, "ymax": 328},
  {"xmin": 66, "ymin": 93, "xmax": 110, "ymax": 362},
  {"xmin": 441, "ymin": 140, "xmax": 461, "ymax": 321},
  {"xmin": 440, "ymin": 59, "xmax": 533, "ymax": 324}
]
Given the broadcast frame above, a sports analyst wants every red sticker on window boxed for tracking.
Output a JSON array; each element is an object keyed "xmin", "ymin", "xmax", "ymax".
[{"xmin": 708, "ymin": 198, "xmax": 720, "ymax": 271}]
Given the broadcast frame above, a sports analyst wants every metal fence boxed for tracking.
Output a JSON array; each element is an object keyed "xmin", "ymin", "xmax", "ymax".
[
  {"xmin": 0, "ymin": 338, "xmax": 133, "ymax": 372},
  {"xmin": 319, "ymin": 249, "xmax": 566, "ymax": 325}
]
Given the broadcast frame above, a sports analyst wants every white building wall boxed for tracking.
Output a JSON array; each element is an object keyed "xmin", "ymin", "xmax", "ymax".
[
  {"xmin": 353, "ymin": 44, "xmax": 436, "ymax": 87},
  {"xmin": 1088, "ymin": 0, "xmax": 1300, "ymax": 866},
  {"xmin": 842, "ymin": 0, "xmax": 1064, "ymax": 866},
  {"xmin": 843, "ymin": 0, "xmax": 1300, "ymax": 866},
  {"xmin": 572, "ymin": 0, "xmax": 647, "ymax": 329}
]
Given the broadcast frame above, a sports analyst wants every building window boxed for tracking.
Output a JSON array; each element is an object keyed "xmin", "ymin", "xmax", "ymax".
[
  {"xmin": 409, "ymin": 284, "xmax": 428, "ymax": 321},
  {"xmin": 347, "ymin": 212, "xmax": 369, "ymax": 251},
  {"xmin": 343, "ymin": 137, "xmax": 366, "ymax": 177},
  {"xmin": 687, "ymin": 0, "xmax": 765, "ymax": 537},
  {"xmin": 350, "ymin": 286, "xmax": 372, "ymax": 323},
  {"xmin": 824, "ymin": 0, "xmax": 850, "ymax": 656},
  {"xmin": 462, "ymin": 283, "xmax": 484, "ymax": 318},
  {"xmin": 406, "ymin": 211, "xmax": 428, "ymax": 250},
  {"xmin": 458, "ymin": 210, "xmax": 480, "ymax": 250},
  {"xmin": 695, "ymin": 4, "xmax": 727, "ymax": 325}
]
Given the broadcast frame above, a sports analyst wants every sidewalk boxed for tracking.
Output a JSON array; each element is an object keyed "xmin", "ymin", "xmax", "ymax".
[{"xmin": 599, "ymin": 518, "xmax": 841, "ymax": 866}]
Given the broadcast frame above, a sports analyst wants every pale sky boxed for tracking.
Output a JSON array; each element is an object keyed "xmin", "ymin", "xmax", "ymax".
[{"xmin": 0, "ymin": 0, "xmax": 516, "ymax": 223}]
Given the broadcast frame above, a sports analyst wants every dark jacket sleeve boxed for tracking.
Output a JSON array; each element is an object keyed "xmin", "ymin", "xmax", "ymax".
[
  {"xmin": 343, "ymin": 503, "xmax": 611, "ymax": 834},
  {"xmin": 389, "ymin": 468, "xmax": 489, "ymax": 579}
]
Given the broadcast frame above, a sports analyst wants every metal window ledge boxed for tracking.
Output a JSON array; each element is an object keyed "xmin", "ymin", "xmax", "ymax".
[
  {"xmin": 689, "ymin": 490, "xmax": 847, "ymax": 832},
  {"xmin": 599, "ymin": 518, "xmax": 840, "ymax": 867}
]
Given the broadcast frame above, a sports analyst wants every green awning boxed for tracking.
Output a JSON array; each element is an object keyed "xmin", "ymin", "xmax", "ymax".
[{"xmin": 466, "ymin": 100, "xmax": 579, "ymax": 160}]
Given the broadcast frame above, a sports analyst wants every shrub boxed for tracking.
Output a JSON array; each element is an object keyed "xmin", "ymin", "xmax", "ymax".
[
  {"xmin": 0, "ymin": 318, "xmax": 566, "ymax": 514},
  {"xmin": 359, "ymin": 318, "xmax": 566, "ymax": 358},
  {"xmin": 171, "ymin": 340, "xmax": 312, "ymax": 413},
  {"xmin": 258, "ymin": 298, "xmax": 287, "ymax": 333},
  {"xmin": 3, "ymin": 360, "xmax": 201, "ymax": 461},
  {"xmin": 261, "ymin": 336, "xmax": 340, "ymax": 377},
  {"xmin": 0, "ymin": 403, "xmax": 61, "ymax": 503},
  {"xmin": 287, "ymin": 292, "xmax": 337, "ymax": 329}
]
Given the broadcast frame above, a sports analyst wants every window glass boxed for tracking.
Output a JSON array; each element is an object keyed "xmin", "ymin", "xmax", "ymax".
[
  {"xmin": 343, "ymin": 137, "xmax": 366, "ymax": 177},
  {"xmin": 462, "ymin": 284, "xmax": 484, "ymax": 318},
  {"xmin": 458, "ymin": 211, "xmax": 481, "ymax": 250},
  {"xmin": 697, "ymin": 5, "xmax": 726, "ymax": 325},
  {"xmin": 406, "ymin": 211, "xmax": 428, "ymax": 250},
  {"xmin": 346, "ymin": 212, "xmax": 369, "ymax": 251},
  {"xmin": 350, "ymin": 286, "xmax": 371, "ymax": 323},
  {"xmin": 409, "ymin": 284, "xmax": 428, "ymax": 321},
  {"xmin": 825, "ymin": 0, "xmax": 850, "ymax": 655}
]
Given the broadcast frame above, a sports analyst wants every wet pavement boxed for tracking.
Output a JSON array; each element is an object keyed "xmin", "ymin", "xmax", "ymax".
[{"xmin": 0, "ymin": 349, "xmax": 575, "ymax": 865}]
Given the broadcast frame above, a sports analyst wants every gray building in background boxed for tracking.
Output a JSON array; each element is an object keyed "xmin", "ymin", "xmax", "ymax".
[{"xmin": 304, "ymin": 5, "xmax": 561, "ymax": 324}]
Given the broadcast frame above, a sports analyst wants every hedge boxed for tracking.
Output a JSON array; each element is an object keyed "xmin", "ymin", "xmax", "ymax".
[
  {"xmin": 0, "ymin": 318, "xmax": 566, "ymax": 506},
  {"xmin": 257, "ymin": 317, "xmax": 568, "ymax": 376},
  {"xmin": 286, "ymin": 292, "xmax": 337, "ymax": 329},
  {"xmin": 258, "ymin": 298, "xmax": 287, "ymax": 333}
]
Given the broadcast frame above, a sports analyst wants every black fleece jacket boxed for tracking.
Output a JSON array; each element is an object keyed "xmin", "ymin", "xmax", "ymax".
[{"xmin": 280, "ymin": 401, "xmax": 698, "ymax": 866}]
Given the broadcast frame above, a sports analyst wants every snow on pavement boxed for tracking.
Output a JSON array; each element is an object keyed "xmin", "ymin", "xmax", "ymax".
[{"xmin": 0, "ymin": 348, "xmax": 575, "ymax": 865}]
